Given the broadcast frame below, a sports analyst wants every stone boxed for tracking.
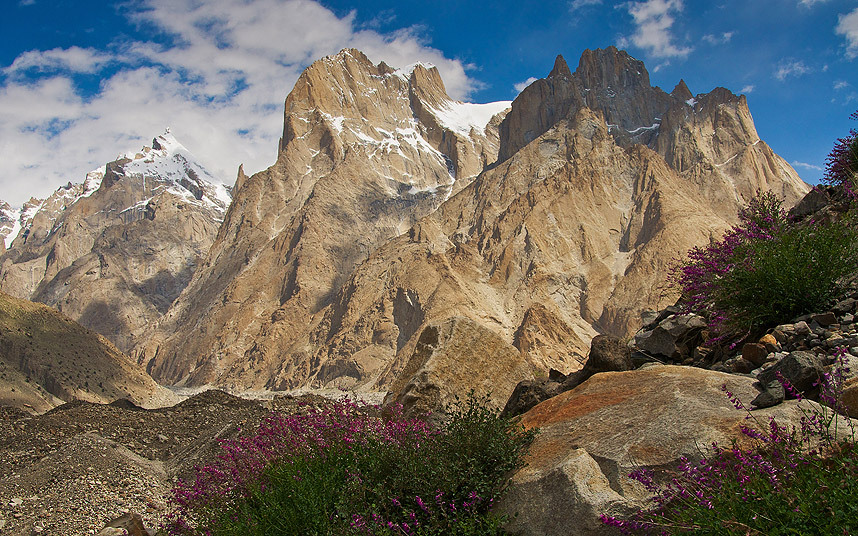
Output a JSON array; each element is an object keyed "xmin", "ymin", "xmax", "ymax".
[
  {"xmin": 751, "ymin": 380, "xmax": 785, "ymax": 409},
  {"xmin": 742, "ymin": 343, "xmax": 769, "ymax": 367},
  {"xmin": 842, "ymin": 377, "xmax": 858, "ymax": 419},
  {"xmin": 634, "ymin": 327, "xmax": 678, "ymax": 359},
  {"xmin": 132, "ymin": 46, "xmax": 807, "ymax": 393},
  {"xmin": 833, "ymin": 298, "xmax": 857, "ymax": 315},
  {"xmin": 9, "ymin": 497, "xmax": 23, "ymax": 507},
  {"xmin": 759, "ymin": 333, "xmax": 781, "ymax": 353},
  {"xmin": 813, "ymin": 312, "xmax": 838, "ymax": 327},
  {"xmin": 497, "ymin": 366, "xmax": 843, "ymax": 536},
  {"xmin": 100, "ymin": 512, "xmax": 148, "ymax": 536},
  {"xmin": 757, "ymin": 351, "xmax": 825, "ymax": 396},
  {"xmin": 731, "ymin": 357, "xmax": 755, "ymax": 374},
  {"xmin": 384, "ymin": 317, "xmax": 533, "ymax": 419},
  {"xmin": 584, "ymin": 335, "xmax": 633, "ymax": 374},
  {"xmin": 504, "ymin": 335, "xmax": 631, "ymax": 417},
  {"xmin": 794, "ymin": 321, "xmax": 811, "ymax": 335}
]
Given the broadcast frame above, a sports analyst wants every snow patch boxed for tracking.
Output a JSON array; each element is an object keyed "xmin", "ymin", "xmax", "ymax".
[
  {"xmin": 428, "ymin": 101, "xmax": 512, "ymax": 137},
  {"xmin": 686, "ymin": 98, "xmax": 697, "ymax": 107},
  {"xmin": 391, "ymin": 62, "xmax": 435, "ymax": 82}
]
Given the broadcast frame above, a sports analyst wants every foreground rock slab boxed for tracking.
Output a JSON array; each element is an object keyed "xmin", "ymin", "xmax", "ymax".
[{"xmin": 498, "ymin": 365, "xmax": 849, "ymax": 536}]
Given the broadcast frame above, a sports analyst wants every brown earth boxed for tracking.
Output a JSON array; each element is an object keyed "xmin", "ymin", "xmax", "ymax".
[{"xmin": 0, "ymin": 390, "xmax": 354, "ymax": 536}]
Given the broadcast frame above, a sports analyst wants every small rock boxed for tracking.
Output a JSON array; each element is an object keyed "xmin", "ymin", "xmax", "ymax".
[
  {"xmin": 731, "ymin": 358, "xmax": 755, "ymax": 374},
  {"xmin": 794, "ymin": 321, "xmax": 811, "ymax": 335},
  {"xmin": 156, "ymin": 434, "xmax": 168, "ymax": 442},
  {"xmin": 842, "ymin": 313, "xmax": 854, "ymax": 324},
  {"xmin": 813, "ymin": 312, "xmax": 838, "ymax": 327},
  {"xmin": 757, "ymin": 351, "xmax": 824, "ymax": 396},
  {"xmin": 0, "ymin": 519, "xmax": 6, "ymax": 529},
  {"xmin": 752, "ymin": 380, "xmax": 785, "ymax": 409},
  {"xmin": 758, "ymin": 333, "xmax": 781, "ymax": 353},
  {"xmin": 10, "ymin": 498, "xmax": 23, "ymax": 508},
  {"xmin": 742, "ymin": 343, "xmax": 769, "ymax": 367}
]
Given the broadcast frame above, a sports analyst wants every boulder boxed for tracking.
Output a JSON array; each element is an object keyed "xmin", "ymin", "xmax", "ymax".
[
  {"xmin": 756, "ymin": 351, "xmax": 824, "ymax": 396},
  {"xmin": 742, "ymin": 343, "xmax": 769, "ymax": 367},
  {"xmin": 751, "ymin": 380, "xmax": 786, "ymax": 409},
  {"xmin": 503, "ymin": 335, "xmax": 631, "ymax": 417},
  {"xmin": 384, "ymin": 317, "xmax": 533, "ymax": 419},
  {"xmin": 98, "ymin": 513, "xmax": 150, "ymax": 536},
  {"xmin": 497, "ymin": 366, "xmax": 845, "ymax": 536},
  {"xmin": 842, "ymin": 377, "xmax": 858, "ymax": 418}
]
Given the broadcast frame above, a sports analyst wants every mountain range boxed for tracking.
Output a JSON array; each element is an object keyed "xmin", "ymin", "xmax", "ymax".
[{"xmin": 0, "ymin": 46, "xmax": 809, "ymax": 408}]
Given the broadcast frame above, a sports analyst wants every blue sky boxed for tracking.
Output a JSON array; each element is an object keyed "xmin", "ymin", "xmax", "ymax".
[{"xmin": 1, "ymin": 0, "xmax": 856, "ymax": 206}]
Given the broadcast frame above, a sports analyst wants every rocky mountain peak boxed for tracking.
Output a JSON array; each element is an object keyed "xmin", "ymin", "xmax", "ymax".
[
  {"xmin": 547, "ymin": 55, "xmax": 572, "ymax": 79},
  {"xmin": 671, "ymin": 79, "xmax": 693, "ymax": 101},
  {"xmin": 575, "ymin": 46, "xmax": 650, "ymax": 91}
]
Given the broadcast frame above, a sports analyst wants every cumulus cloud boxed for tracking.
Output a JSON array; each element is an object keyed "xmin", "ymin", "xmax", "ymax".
[
  {"xmin": 514, "ymin": 77, "xmax": 539, "ymax": 93},
  {"xmin": 740, "ymin": 84, "xmax": 755, "ymax": 94},
  {"xmin": 0, "ymin": 0, "xmax": 480, "ymax": 206},
  {"xmin": 774, "ymin": 59, "xmax": 811, "ymax": 80},
  {"xmin": 837, "ymin": 8, "xmax": 858, "ymax": 59},
  {"xmin": 621, "ymin": 0, "xmax": 692, "ymax": 59}
]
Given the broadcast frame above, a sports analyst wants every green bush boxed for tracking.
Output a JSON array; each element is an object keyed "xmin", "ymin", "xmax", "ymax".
[
  {"xmin": 715, "ymin": 212, "xmax": 858, "ymax": 335},
  {"xmin": 167, "ymin": 395, "xmax": 536, "ymax": 536}
]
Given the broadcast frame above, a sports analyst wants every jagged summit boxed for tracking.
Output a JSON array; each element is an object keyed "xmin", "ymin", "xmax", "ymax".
[
  {"xmin": 0, "ymin": 130, "xmax": 230, "ymax": 354},
  {"xmin": 137, "ymin": 46, "xmax": 808, "ymax": 394},
  {"xmin": 548, "ymin": 55, "xmax": 572, "ymax": 79}
]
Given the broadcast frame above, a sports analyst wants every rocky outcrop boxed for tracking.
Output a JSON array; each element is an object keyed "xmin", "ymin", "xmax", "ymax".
[
  {"xmin": 0, "ymin": 132, "xmax": 229, "ymax": 353},
  {"xmin": 0, "ymin": 291, "xmax": 176, "ymax": 413},
  {"xmin": 503, "ymin": 335, "xmax": 632, "ymax": 417},
  {"xmin": 137, "ymin": 49, "xmax": 510, "ymax": 389},
  {"xmin": 137, "ymin": 47, "xmax": 808, "ymax": 393},
  {"xmin": 496, "ymin": 365, "xmax": 853, "ymax": 536},
  {"xmin": 384, "ymin": 316, "xmax": 534, "ymax": 419}
]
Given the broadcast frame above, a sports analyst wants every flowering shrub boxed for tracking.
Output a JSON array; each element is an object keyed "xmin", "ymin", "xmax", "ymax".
[
  {"xmin": 670, "ymin": 191, "xmax": 858, "ymax": 345},
  {"xmin": 166, "ymin": 395, "xmax": 535, "ymax": 535},
  {"xmin": 824, "ymin": 110, "xmax": 858, "ymax": 198},
  {"xmin": 601, "ymin": 348, "xmax": 858, "ymax": 535}
]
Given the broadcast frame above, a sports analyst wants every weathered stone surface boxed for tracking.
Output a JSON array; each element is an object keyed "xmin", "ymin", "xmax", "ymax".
[
  {"xmin": 751, "ymin": 380, "xmax": 786, "ymax": 409},
  {"xmin": 0, "ymin": 132, "xmax": 227, "ymax": 354},
  {"xmin": 497, "ymin": 366, "xmax": 847, "ymax": 536},
  {"xmin": 503, "ymin": 335, "xmax": 632, "ymax": 417},
  {"xmin": 99, "ymin": 512, "xmax": 149, "ymax": 536},
  {"xmin": 635, "ymin": 327, "xmax": 678, "ymax": 358},
  {"xmin": 757, "ymin": 351, "xmax": 824, "ymax": 395},
  {"xmin": 742, "ymin": 343, "xmax": 769, "ymax": 367},
  {"xmin": 384, "ymin": 317, "xmax": 533, "ymax": 419},
  {"xmin": 135, "ymin": 47, "xmax": 808, "ymax": 393}
]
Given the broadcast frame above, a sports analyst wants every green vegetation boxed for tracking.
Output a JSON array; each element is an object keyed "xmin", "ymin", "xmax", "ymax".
[{"xmin": 167, "ymin": 395, "xmax": 536, "ymax": 535}]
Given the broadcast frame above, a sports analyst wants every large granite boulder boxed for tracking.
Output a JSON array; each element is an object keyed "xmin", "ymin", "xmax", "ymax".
[{"xmin": 497, "ymin": 365, "xmax": 851, "ymax": 536}]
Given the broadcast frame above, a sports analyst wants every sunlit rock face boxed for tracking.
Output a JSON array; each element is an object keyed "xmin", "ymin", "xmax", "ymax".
[
  {"xmin": 0, "ymin": 131, "xmax": 230, "ymax": 353},
  {"xmin": 136, "ymin": 47, "xmax": 808, "ymax": 394}
]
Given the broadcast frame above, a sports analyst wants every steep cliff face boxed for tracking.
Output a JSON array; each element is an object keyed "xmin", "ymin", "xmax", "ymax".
[
  {"xmin": 137, "ymin": 47, "xmax": 808, "ymax": 392},
  {"xmin": 0, "ymin": 132, "xmax": 229, "ymax": 353},
  {"xmin": 138, "ymin": 49, "xmax": 510, "ymax": 388}
]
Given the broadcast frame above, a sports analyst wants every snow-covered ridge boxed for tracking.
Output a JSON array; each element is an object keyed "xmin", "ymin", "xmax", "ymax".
[
  {"xmin": 119, "ymin": 130, "xmax": 232, "ymax": 214},
  {"xmin": 2, "ymin": 130, "xmax": 232, "ymax": 250},
  {"xmin": 391, "ymin": 62, "xmax": 436, "ymax": 82},
  {"xmin": 0, "ymin": 202, "xmax": 22, "ymax": 249},
  {"xmin": 428, "ymin": 101, "xmax": 512, "ymax": 137}
]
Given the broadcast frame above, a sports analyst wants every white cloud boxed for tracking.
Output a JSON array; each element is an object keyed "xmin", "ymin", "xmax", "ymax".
[
  {"xmin": 514, "ymin": 77, "xmax": 539, "ymax": 93},
  {"xmin": 836, "ymin": 8, "xmax": 858, "ymax": 59},
  {"xmin": 4, "ymin": 46, "xmax": 113, "ymax": 74},
  {"xmin": 834, "ymin": 80, "xmax": 851, "ymax": 90},
  {"xmin": 774, "ymin": 59, "xmax": 811, "ymax": 80},
  {"xmin": 569, "ymin": 0, "xmax": 602, "ymax": 11},
  {"xmin": 701, "ymin": 31, "xmax": 734, "ymax": 45},
  {"xmin": 740, "ymin": 85, "xmax": 755, "ymax": 94},
  {"xmin": 0, "ymin": 0, "xmax": 482, "ymax": 206},
  {"xmin": 791, "ymin": 161, "xmax": 822, "ymax": 171},
  {"xmin": 798, "ymin": 0, "xmax": 828, "ymax": 6},
  {"xmin": 622, "ymin": 0, "xmax": 692, "ymax": 59}
]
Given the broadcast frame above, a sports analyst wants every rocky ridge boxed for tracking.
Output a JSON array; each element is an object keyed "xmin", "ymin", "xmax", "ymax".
[
  {"xmin": 0, "ymin": 132, "xmax": 230, "ymax": 353},
  {"xmin": 136, "ymin": 47, "xmax": 807, "ymax": 395}
]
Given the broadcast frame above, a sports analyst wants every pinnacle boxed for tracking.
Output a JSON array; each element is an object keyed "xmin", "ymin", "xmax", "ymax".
[{"xmin": 548, "ymin": 55, "xmax": 572, "ymax": 79}]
